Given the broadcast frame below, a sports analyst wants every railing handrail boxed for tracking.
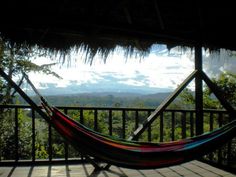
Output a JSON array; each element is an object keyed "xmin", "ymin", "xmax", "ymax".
[
  {"xmin": 0, "ymin": 104, "xmax": 228, "ymax": 113},
  {"xmin": 0, "ymin": 103, "xmax": 232, "ymax": 170}
]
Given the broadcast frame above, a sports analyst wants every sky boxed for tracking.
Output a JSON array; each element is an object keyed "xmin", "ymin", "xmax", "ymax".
[
  {"xmin": 25, "ymin": 45, "xmax": 236, "ymax": 95},
  {"xmin": 27, "ymin": 45, "xmax": 195, "ymax": 93}
]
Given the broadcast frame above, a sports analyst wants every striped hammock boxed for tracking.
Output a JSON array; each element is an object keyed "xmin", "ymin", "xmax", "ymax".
[
  {"xmin": 47, "ymin": 106, "xmax": 236, "ymax": 169},
  {"xmin": 0, "ymin": 68, "xmax": 235, "ymax": 169}
]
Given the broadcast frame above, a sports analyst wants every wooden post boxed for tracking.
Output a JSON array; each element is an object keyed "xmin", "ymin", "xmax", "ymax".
[{"xmin": 195, "ymin": 45, "xmax": 203, "ymax": 135}]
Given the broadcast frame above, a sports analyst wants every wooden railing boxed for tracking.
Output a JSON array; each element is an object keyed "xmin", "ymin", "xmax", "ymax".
[{"xmin": 0, "ymin": 105, "xmax": 235, "ymax": 171}]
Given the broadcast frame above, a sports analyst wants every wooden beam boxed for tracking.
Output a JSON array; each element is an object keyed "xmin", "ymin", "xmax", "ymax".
[
  {"xmin": 0, "ymin": 68, "xmax": 50, "ymax": 123},
  {"xmin": 153, "ymin": 0, "xmax": 165, "ymax": 30},
  {"xmin": 129, "ymin": 70, "xmax": 197, "ymax": 140},
  {"xmin": 202, "ymin": 71, "xmax": 236, "ymax": 118},
  {"xmin": 123, "ymin": 7, "xmax": 132, "ymax": 24}
]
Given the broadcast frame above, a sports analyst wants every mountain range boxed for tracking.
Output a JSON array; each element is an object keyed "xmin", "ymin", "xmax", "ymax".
[
  {"xmin": 27, "ymin": 75, "xmax": 174, "ymax": 96},
  {"xmin": 23, "ymin": 91, "xmax": 172, "ymax": 108}
]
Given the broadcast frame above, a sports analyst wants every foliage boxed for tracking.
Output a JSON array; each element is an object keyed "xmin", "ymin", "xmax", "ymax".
[
  {"xmin": 208, "ymin": 72, "xmax": 236, "ymax": 107},
  {"xmin": 0, "ymin": 110, "xmax": 15, "ymax": 159},
  {"xmin": 0, "ymin": 38, "xmax": 61, "ymax": 160},
  {"xmin": 178, "ymin": 72, "xmax": 236, "ymax": 109},
  {"xmin": 0, "ymin": 38, "xmax": 61, "ymax": 104}
]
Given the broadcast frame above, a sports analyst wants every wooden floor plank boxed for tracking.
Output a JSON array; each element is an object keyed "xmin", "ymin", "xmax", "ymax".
[{"xmin": 0, "ymin": 161, "xmax": 235, "ymax": 177}]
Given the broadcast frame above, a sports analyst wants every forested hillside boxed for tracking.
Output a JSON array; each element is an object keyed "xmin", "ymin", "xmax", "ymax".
[{"xmin": 18, "ymin": 92, "xmax": 172, "ymax": 108}]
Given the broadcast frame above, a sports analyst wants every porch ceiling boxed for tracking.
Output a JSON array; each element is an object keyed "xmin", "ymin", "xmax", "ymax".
[{"xmin": 0, "ymin": 1, "xmax": 236, "ymax": 57}]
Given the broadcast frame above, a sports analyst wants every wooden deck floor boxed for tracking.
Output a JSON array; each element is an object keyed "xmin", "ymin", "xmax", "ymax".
[{"xmin": 0, "ymin": 160, "xmax": 235, "ymax": 177}]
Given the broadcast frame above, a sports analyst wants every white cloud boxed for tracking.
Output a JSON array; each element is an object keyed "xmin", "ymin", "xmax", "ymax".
[
  {"xmin": 119, "ymin": 79, "xmax": 146, "ymax": 87},
  {"xmin": 28, "ymin": 47, "xmax": 194, "ymax": 91}
]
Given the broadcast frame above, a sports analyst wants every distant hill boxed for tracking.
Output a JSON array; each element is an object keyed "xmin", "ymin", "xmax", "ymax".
[
  {"xmin": 26, "ymin": 83, "xmax": 173, "ymax": 96},
  {"xmin": 18, "ymin": 91, "xmax": 172, "ymax": 108},
  {"xmin": 25, "ymin": 73, "xmax": 173, "ymax": 96},
  {"xmin": 141, "ymin": 92, "xmax": 171, "ymax": 100}
]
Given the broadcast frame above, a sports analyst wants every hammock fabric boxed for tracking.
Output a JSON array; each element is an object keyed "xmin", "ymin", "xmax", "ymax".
[
  {"xmin": 0, "ymin": 68, "xmax": 235, "ymax": 169},
  {"xmin": 46, "ymin": 105, "xmax": 236, "ymax": 169}
]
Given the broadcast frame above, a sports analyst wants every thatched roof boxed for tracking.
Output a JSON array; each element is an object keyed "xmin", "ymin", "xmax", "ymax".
[{"xmin": 1, "ymin": 0, "xmax": 236, "ymax": 58}]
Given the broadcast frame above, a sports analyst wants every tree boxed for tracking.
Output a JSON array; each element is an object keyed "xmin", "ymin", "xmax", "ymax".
[
  {"xmin": 0, "ymin": 38, "xmax": 61, "ymax": 104},
  {"xmin": 0, "ymin": 38, "xmax": 62, "ymax": 160},
  {"xmin": 178, "ymin": 72, "xmax": 236, "ymax": 109},
  {"xmin": 207, "ymin": 72, "xmax": 236, "ymax": 108}
]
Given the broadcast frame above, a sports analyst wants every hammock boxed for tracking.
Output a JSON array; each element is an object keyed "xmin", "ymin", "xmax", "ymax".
[
  {"xmin": 0, "ymin": 68, "xmax": 235, "ymax": 169},
  {"xmin": 44, "ymin": 103, "xmax": 236, "ymax": 169}
]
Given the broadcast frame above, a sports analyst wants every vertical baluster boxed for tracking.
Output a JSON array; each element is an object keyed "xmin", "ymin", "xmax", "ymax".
[
  {"xmin": 181, "ymin": 112, "xmax": 186, "ymax": 139},
  {"xmin": 80, "ymin": 109, "xmax": 84, "ymax": 124},
  {"xmin": 32, "ymin": 109, "xmax": 35, "ymax": 162},
  {"xmin": 135, "ymin": 110, "xmax": 139, "ymax": 130},
  {"xmin": 226, "ymin": 112, "xmax": 232, "ymax": 166},
  {"xmin": 79, "ymin": 109, "xmax": 84, "ymax": 161},
  {"xmin": 48, "ymin": 120, "xmax": 52, "ymax": 162},
  {"xmin": 64, "ymin": 108, "xmax": 68, "ymax": 162},
  {"xmin": 218, "ymin": 112, "xmax": 223, "ymax": 127},
  {"xmin": 134, "ymin": 110, "xmax": 139, "ymax": 141},
  {"xmin": 171, "ymin": 111, "xmax": 175, "ymax": 141},
  {"xmin": 108, "ymin": 110, "xmax": 112, "ymax": 136},
  {"xmin": 147, "ymin": 110, "xmax": 152, "ymax": 142},
  {"xmin": 218, "ymin": 112, "xmax": 223, "ymax": 165},
  {"xmin": 210, "ymin": 112, "xmax": 214, "ymax": 131},
  {"xmin": 15, "ymin": 107, "xmax": 19, "ymax": 161},
  {"xmin": 209, "ymin": 112, "xmax": 214, "ymax": 161},
  {"xmin": 227, "ymin": 140, "xmax": 232, "ymax": 166},
  {"xmin": 160, "ymin": 112, "xmax": 163, "ymax": 142},
  {"xmin": 0, "ymin": 109, "xmax": 1, "ymax": 162},
  {"xmin": 122, "ymin": 110, "xmax": 126, "ymax": 139},
  {"xmin": 94, "ymin": 109, "xmax": 98, "ymax": 131},
  {"xmin": 190, "ymin": 111, "xmax": 194, "ymax": 137}
]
